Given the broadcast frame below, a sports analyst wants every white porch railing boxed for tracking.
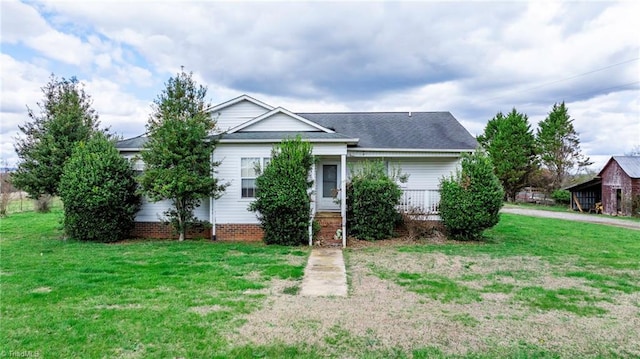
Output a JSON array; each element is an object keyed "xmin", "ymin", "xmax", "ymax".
[{"xmin": 398, "ymin": 189, "xmax": 441, "ymax": 214}]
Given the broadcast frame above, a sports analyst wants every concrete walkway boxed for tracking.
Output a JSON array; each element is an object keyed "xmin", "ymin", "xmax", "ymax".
[{"xmin": 299, "ymin": 248, "xmax": 348, "ymax": 297}]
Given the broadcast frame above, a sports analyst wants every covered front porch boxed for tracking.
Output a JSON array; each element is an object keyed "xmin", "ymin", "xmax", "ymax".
[{"xmin": 309, "ymin": 156, "xmax": 444, "ymax": 247}]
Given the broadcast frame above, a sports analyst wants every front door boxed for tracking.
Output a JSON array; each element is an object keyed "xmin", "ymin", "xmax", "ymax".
[{"xmin": 317, "ymin": 162, "xmax": 340, "ymax": 211}]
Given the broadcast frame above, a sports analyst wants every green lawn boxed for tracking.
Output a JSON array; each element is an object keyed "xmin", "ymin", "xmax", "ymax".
[
  {"xmin": 1, "ymin": 208, "xmax": 639, "ymax": 358},
  {"xmin": 503, "ymin": 202, "xmax": 640, "ymax": 222},
  {"xmin": 398, "ymin": 213, "xmax": 640, "ymax": 269},
  {"xmin": 0, "ymin": 207, "xmax": 309, "ymax": 358}
]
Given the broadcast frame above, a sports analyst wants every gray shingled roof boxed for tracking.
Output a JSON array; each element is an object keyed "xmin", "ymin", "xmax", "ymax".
[
  {"xmin": 297, "ymin": 112, "xmax": 477, "ymax": 150},
  {"xmin": 116, "ymin": 135, "xmax": 147, "ymax": 149},
  {"xmin": 116, "ymin": 111, "xmax": 477, "ymax": 151},
  {"xmin": 612, "ymin": 156, "xmax": 640, "ymax": 178},
  {"xmin": 115, "ymin": 132, "xmax": 356, "ymax": 149}
]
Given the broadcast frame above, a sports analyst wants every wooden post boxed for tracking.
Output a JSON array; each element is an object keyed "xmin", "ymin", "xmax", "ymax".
[{"xmin": 573, "ymin": 193, "xmax": 583, "ymax": 212}]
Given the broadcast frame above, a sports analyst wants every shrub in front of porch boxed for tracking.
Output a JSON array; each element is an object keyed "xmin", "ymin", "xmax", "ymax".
[
  {"xmin": 439, "ymin": 151, "xmax": 503, "ymax": 240},
  {"xmin": 249, "ymin": 136, "xmax": 314, "ymax": 245},
  {"xmin": 346, "ymin": 161, "xmax": 403, "ymax": 241}
]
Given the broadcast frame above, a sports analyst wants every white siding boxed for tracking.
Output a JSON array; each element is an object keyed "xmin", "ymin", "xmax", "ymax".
[
  {"xmin": 312, "ymin": 143, "xmax": 348, "ymax": 156},
  {"xmin": 242, "ymin": 113, "xmax": 320, "ymax": 132},
  {"xmin": 213, "ymin": 142, "xmax": 348, "ymax": 224},
  {"xmin": 393, "ymin": 158, "xmax": 460, "ymax": 190},
  {"xmin": 213, "ymin": 144, "xmax": 274, "ymax": 224},
  {"xmin": 135, "ymin": 198, "xmax": 209, "ymax": 222},
  {"xmin": 215, "ymin": 100, "xmax": 270, "ymax": 132},
  {"xmin": 344, "ymin": 157, "xmax": 460, "ymax": 189}
]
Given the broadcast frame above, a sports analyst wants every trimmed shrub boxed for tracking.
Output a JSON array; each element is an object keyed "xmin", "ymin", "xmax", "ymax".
[
  {"xmin": 249, "ymin": 136, "xmax": 314, "ymax": 245},
  {"xmin": 59, "ymin": 133, "xmax": 141, "ymax": 242},
  {"xmin": 551, "ymin": 189, "xmax": 571, "ymax": 205},
  {"xmin": 439, "ymin": 151, "xmax": 504, "ymax": 241},
  {"xmin": 346, "ymin": 161, "xmax": 402, "ymax": 241}
]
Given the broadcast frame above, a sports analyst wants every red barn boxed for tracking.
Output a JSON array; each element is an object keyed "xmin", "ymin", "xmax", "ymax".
[{"xmin": 598, "ymin": 156, "xmax": 640, "ymax": 216}]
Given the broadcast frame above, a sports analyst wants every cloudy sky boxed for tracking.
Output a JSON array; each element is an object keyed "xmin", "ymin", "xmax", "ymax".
[{"xmin": 1, "ymin": 0, "xmax": 639, "ymax": 171}]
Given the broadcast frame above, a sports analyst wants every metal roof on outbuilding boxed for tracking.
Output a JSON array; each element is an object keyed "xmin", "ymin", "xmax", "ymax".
[{"xmin": 610, "ymin": 156, "xmax": 640, "ymax": 178}]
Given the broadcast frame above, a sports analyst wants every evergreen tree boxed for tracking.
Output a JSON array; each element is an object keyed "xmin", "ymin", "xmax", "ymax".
[
  {"xmin": 346, "ymin": 161, "xmax": 403, "ymax": 241},
  {"xmin": 478, "ymin": 109, "xmax": 536, "ymax": 201},
  {"xmin": 249, "ymin": 136, "xmax": 314, "ymax": 245},
  {"xmin": 13, "ymin": 75, "xmax": 102, "ymax": 205},
  {"xmin": 59, "ymin": 133, "xmax": 141, "ymax": 242},
  {"xmin": 139, "ymin": 70, "xmax": 226, "ymax": 241},
  {"xmin": 439, "ymin": 151, "xmax": 504, "ymax": 241},
  {"xmin": 536, "ymin": 102, "xmax": 592, "ymax": 189}
]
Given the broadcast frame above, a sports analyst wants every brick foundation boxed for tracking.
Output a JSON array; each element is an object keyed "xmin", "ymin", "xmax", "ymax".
[
  {"xmin": 315, "ymin": 212, "xmax": 343, "ymax": 246},
  {"xmin": 130, "ymin": 222, "xmax": 210, "ymax": 239},
  {"xmin": 215, "ymin": 224, "xmax": 263, "ymax": 241}
]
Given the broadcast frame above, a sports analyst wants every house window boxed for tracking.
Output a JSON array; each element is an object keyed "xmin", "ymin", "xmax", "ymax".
[
  {"xmin": 241, "ymin": 157, "xmax": 270, "ymax": 198},
  {"xmin": 123, "ymin": 155, "xmax": 144, "ymax": 177}
]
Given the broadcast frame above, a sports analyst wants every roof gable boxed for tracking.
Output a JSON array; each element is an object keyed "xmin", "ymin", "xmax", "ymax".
[
  {"xmin": 206, "ymin": 94, "xmax": 273, "ymax": 114},
  {"xmin": 116, "ymin": 97, "xmax": 478, "ymax": 152},
  {"xmin": 599, "ymin": 156, "xmax": 640, "ymax": 178},
  {"xmin": 228, "ymin": 107, "xmax": 335, "ymax": 134}
]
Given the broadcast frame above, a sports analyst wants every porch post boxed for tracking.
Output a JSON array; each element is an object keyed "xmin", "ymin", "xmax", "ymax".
[
  {"xmin": 309, "ymin": 162, "xmax": 317, "ymax": 246},
  {"xmin": 210, "ymin": 152, "xmax": 216, "ymax": 240},
  {"xmin": 340, "ymin": 154, "xmax": 347, "ymax": 248}
]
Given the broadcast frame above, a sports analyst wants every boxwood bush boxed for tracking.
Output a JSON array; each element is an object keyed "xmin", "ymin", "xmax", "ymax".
[
  {"xmin": 439, "ymin": 151, "xmax": 503, "ymax": 241},
  {"xmin": 249, "ymin": 136, "xmax": 314, "ymax": 245},
  {"xmin": 59, "ymin": 133, "xmax": 141, "ymax": 242},
  {"xmin": 346, "ymin": 161, "xmax": 403, "ymax": 241}
]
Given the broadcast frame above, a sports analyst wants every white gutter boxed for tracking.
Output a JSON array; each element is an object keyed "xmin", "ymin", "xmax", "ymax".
[
  {"xmin": 349, "ymin": 147, "xmax": 474, "ymax": 153},
  {"xmin": 219, "ymin": 138, "xmax": 359, "ymax": 144}
]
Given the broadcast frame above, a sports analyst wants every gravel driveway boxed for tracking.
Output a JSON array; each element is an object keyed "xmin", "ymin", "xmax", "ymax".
[{"xmin": 501, "ymin": 206, "xmax": 640, "ymax": 230}]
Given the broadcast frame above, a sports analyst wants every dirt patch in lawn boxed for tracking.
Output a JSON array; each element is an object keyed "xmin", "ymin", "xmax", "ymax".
[
  {"xmin": 30, "ymin": 286, "xmax": 52, "ymax": 293},
  {"xmin": 228, "ymin": 247, "xmax": 640, "ymax": 357},
  {"xmin": 189, "ymin": 305, "xmax": 225, "ymax": 315}
]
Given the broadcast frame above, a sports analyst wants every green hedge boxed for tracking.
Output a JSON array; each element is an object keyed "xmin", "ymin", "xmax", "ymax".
[
  {"xmin": 439, "ymin": 151, "xmax": 503, "ymax": 241},
  {"xmin": 249, "ymin": 137, "xmax": 313, "ymax": 245},
  {"xmin": 347, "ymin": 161, "xmax": 402, "ymax": 241},
  {"xmin": 551, "ymin": 189, "xmax": 571, "ymax": 205},
  {"xmin": 59, "ymin": 133, "xmax": 141, "ymax": 242}
]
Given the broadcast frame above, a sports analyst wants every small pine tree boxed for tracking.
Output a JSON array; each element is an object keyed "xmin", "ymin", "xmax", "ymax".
[
  {"xmin": 139, "ymin": 69, "xmax": 226, "ymax": 241},
  {"xmin": 439, "ymin": 151, "xmax": 504, "ymax": 240},
  {"xmin": 249, "ymin": 136, "xmax": 314, "ymax": 246},
  {"xmin": 59, "ymin": 133, "xmax": 141, "ymax": 242}
]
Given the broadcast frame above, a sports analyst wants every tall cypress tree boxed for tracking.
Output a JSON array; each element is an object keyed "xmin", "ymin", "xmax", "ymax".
[
  {"xmin": 536, "ymin": 102, "xmax": 592, "ymax": 190},
  {"xmin": 478, "ymin": 108, "xmax": 536, "ymax": 201}
]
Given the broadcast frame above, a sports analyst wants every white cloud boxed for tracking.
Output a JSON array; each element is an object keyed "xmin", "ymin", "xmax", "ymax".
[
  {"xmin": 1, "ymin": 0, "xmax": 638, "ymax": 173},
  {"xmin": 0, "ymin": 54, "xmax": 52, "ymax": 166},
  {"xmin": 0, "ymin": 0, "xmax": 50, "ymax": 43}
]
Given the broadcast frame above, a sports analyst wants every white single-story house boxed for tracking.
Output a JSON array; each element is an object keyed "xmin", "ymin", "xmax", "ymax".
[{"xmin": 116, "ymin": 95, "xmax": 477, "ymax": 246}]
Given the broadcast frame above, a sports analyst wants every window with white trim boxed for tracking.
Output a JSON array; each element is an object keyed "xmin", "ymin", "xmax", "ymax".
[{"xmin": 241, "ymin": 157, "xmax": 270, "ymax": 198}]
